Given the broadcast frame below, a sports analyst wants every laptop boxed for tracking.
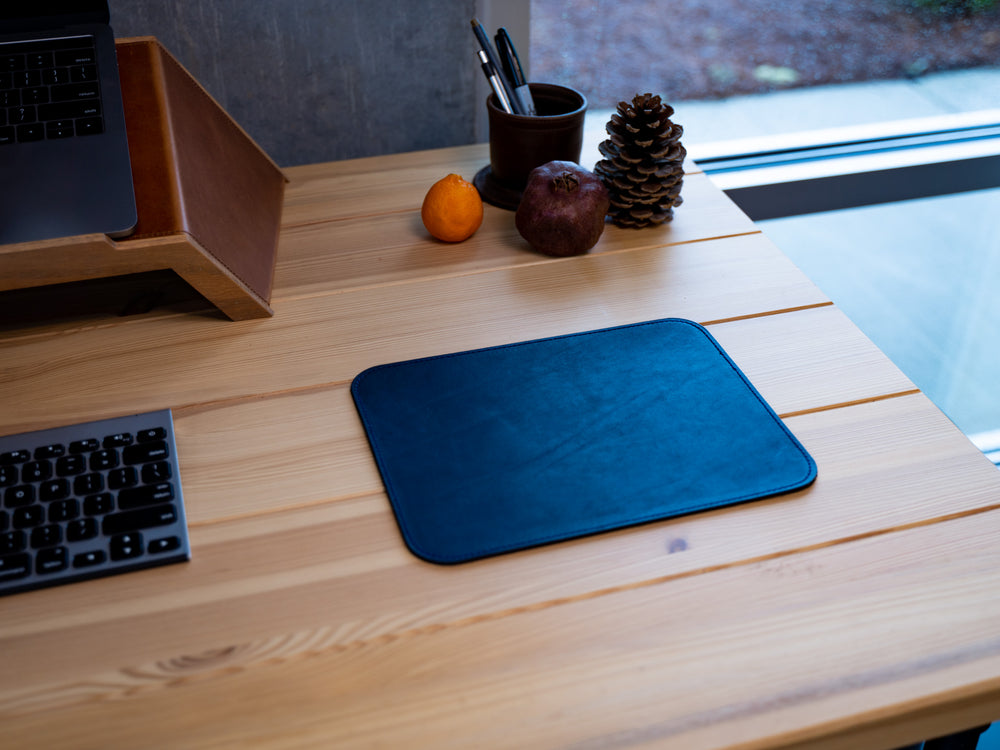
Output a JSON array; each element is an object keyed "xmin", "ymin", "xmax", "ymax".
[{"xmin": 0, "ymin": 1, "xmax": 136, "ymax": 245}]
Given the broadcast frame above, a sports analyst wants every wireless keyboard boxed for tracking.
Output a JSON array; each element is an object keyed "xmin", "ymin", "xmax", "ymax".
[{"xmin": 0, "ymin": 409, "xmax": 190, "ymax": 596}]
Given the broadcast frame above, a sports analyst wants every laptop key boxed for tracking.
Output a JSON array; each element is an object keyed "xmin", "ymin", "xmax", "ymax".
[
  {"xmin": 75, "ymin": 117, "xmax": 103, "ymax": 136},
  {"xmin": 46, "ymin": 121, "xmax": 73, "ymax": 139},
  {"xmin": 38, "ymin": 100, "xmax": 99, "ymax": 121},
  {"xmin": 9, "ymin": 105, "xmax": 34, "ymax": 124},
  {"xmin": 26, "ymin": 52, "xmax": 53, "ymax": 69},
  {"xmin": 0, "ymin": 55, "xmax": 24, "ymax": 72},
  {"xmin": 22, "ymin": 87, "xmax": 47, "ymax": 105},
  {"xmin": 50, "ymin": 82, "xmax": 98, "ymax": 102},
  {"xmin": 15, "ymin": 122, "xmax": 42, "ymax": 141}
]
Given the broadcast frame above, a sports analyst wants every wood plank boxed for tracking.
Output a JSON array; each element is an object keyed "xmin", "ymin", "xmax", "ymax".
[
  {"xmin": 4, "ymin": 460, "xmax": 1000, "ymax": 749},
  {"xmin": 273, "ymin": 172, "xmax": 758, "ymax": 298},
  {"xmin": 280, "ymin": 144, "xmax": 701, "ymax": 227},
  {"xmin": 0, "ymin": 233, "xmax": 827, "ymax": 434},
  {"xmin": 280, "ymin": 145, "xmax": 494, "ymax": 226}
]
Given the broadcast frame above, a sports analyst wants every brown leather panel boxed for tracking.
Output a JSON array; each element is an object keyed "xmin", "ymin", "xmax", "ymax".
[{"xmin": 116, "ymin": 37, "xmax": 286, "ymax": 301}]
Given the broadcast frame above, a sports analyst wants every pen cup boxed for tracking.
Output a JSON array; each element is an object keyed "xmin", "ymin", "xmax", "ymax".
[{"xmin": 474, "ymin": 83, "xmax": 587, "ymax": 209}]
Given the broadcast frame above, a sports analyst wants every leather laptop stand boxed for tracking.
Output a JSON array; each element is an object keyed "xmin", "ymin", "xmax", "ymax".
[
  {"xmin": 0, "ymin": 37, "xmax": 286, "ymax": 321},
  {"xmin": 351, "ymin": 318, "xmax": 818, "ymax": 564}
]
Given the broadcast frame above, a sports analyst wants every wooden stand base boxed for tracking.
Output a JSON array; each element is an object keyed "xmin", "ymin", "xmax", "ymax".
[{"xmin": 0, "ymin": 37, "xmax": 286, "ymax": 321}]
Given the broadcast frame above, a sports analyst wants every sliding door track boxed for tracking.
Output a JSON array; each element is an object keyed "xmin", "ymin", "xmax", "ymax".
[{"xmin": 692, "ymin": 110, "xmax": 1000, "ymax": 220}]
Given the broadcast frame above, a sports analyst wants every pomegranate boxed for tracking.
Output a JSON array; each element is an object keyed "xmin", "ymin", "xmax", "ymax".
[{"xmin": 515, "ymin": 161, "xmax": 609, "ymax": 257}]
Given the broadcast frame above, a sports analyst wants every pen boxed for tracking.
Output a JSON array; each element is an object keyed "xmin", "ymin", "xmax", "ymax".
[
  {"xmin": 478, "ymin": 49, "xmax": 514, "ymax": 114},
  {"xmin": 495, "ymin": 27, "xmax": 536, "ymax": 116},
  {"xmin": 470, "ymin": 17, "xmax": 524, "ymax": 114}
]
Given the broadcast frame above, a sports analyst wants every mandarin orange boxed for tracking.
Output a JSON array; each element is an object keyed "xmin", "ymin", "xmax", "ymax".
[{"xmin": 421, "ymin": 173, "xmax": 484, "ymax": 242}]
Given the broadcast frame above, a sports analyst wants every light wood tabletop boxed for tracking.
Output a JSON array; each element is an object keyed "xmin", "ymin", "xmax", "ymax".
[{"xmin": 3, "ymin": 144, "xmax": 1000, "ymax": 750}]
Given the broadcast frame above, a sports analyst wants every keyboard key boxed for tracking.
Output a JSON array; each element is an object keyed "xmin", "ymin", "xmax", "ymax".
[
  {"xmin": 123, "ymin": 441, "xmax": 169, "ymax": 465},
  {"xmin": 21, "ymin": 460, "xmax": 51, "ymax": 482},
  {"xmin": 38, "ymin": 100, "xmax": 100, "ymax": 121},
  {"xmin": 9, "ymin": 105, "xmax": 34, "ymax": 124},
  {"xmin": 14, "ymin": 70, "xmax": 41, "ymax": 88},
  {"xmin": 0, "ymin": 126, "xmax": 12, "ymax": 145},
  {"xmin": 69, "ymin": 437, "xmax": 101, "ymax": 454},
  {"xmin": 110, "ymin": 532, "xmax": 143, "ymax": 561},
  {"xmin": 49, "ymin": 498, "xmax": 79, "ymax": 523},
  {"xmin": 73, "ymin": 550, "xmax": 105, "ymax": 568},
  {"xmin": 74, "ymin": 472, "xmax": 103, "ymax": 495},
  {"xmin": 13, "ymin": 506, "xmax": 44, "ymax": 528},
  {"xmin": 36, "ymin": 547, "xmax": 68, "ymax": 575},
  {"xmin": 118, "ymin": 483, "xmax": 174, "ymax": 510},
  {"xmin": 39, "ymin": 478, "xmax": 70, "ymax": 501},
  {"xmin": 34, "ymin": 444, "xmax": 64, "ymax": 460},
  {"xmin": 142, "ymin": 462, "xmax": 172, "ymax": 484},
  {"xmin": 46, "ymin": 121, "xmax": 73, "ymax": 139},
  {"xmin": 0, "ymin": 530, "xmax": 25, "ymax": 554},
  {"xmin": 5, "ymin": 484, "xmax": 34, "ymax": 507},
  {"xmin": 90, "ymin": 449, "xmax": 118, "ymax": 471},
  {"xmin": 138, "ymin": 428, "xmax": 167, "ymax": 442},
  {"xmin": 16, "ymin": 123, "xmax": 43, "ymax": 142},
  {"xmin": 0, "ymin": 553, "xmax": 30, "ymax": 582},
  {"xmin": 71, "ymin": 65, "xmax": 97, "ymax": 83},
  {"xmin": 108, "ymin": 467, "xmax": 138, "ymax": 490},
  {"xmin": 56, "ymin": 454, "xmax": 87, "ymax": 476},
  {"xmin": 103, "ymin": 504, "xmax": 178, "ymax": 535},
  {"xmin": 0, "ymin": 449, "xmax": 30, "ymax": 464},
  {"xmin": 75, "ymin": 116, "xmax": 103, "ymax": 136},
  {"xmin": 26, "ymin": 52, "xmax": 53, "ymax": 69},
  {"xmin": 55, "ymin": 49, "xmax": 96, "ymax": 67},
  {"xmin": 149, "ymin": 536, "xmax": 182, "ymax": 554},
  {"xmin": 0, "ymin": 55, "xmax": 24, "ymax": 72},
  {"xmin": 43, "ymin": 67, "xmax": 68, "ymax": 86},
  {"xmin": 22, "ymin": 86, "xmax": 47, "ymax": 105},
  {"xmin": 66, "ymin": 517, "xmax": 98, "ymax": 542},
  {"xmin": 104, "ymin": 433, "xmax": 134, "ymax": 449},
  {"xmin": 83, "ymin": 492, "xmax": 113, "ymax": 516},
  {"xmin": 50, "ymin": 82, "xmax": 98, "ymax": 102},
  {"xmin": 0, "ymin": 465, "xmax": 16, "ymax": 487},
  {"xmin": 30, "ymin": 524, "xmax": 61, "ymax": 549}
]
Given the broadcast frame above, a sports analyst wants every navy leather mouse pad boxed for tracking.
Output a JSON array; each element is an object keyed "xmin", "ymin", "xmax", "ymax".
[{"xmin": 351, "ymin": 318, "xmax": 816, "ymax": 564}]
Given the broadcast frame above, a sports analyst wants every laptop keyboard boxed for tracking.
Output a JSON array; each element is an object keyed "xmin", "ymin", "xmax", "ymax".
[
  {"xmin": 0, "ymin": 409, "xmax": 191, "ymax": 596},
  {"xmin": 0, "ymin": 35, "xmax": 104, "ymax": 145}
]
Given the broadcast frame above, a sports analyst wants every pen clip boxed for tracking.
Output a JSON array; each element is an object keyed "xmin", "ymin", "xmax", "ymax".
[
  {"xmin": 495, "ymin": 27, "xmax": 536, "ymax": 116},
  {"xmin": 495, "ymin": 28, "xmax": 523, "ymax": 86}
]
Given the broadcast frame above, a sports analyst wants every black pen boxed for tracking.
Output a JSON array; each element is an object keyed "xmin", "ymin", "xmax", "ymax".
[
  {"xmin": 478, "ymin": 49, "xmax": 514, "ymax": 114},
  {"xmin": 495, "ymin": 27, "xmax": 536, "ymax": 116},
  {"xmin": 471, "ymin": 18, "xmax": 524, "ymax": 114}
]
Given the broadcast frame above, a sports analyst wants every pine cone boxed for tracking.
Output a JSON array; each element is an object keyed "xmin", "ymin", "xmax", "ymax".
[{"xmin": 595, "ymin": 93, "xmax": 686, "ymax": 228}]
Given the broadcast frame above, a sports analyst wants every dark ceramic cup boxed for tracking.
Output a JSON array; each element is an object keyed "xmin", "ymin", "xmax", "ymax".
[{"xmin": 474, "ymin": 83, "xmax": 588, "ymax": 209}]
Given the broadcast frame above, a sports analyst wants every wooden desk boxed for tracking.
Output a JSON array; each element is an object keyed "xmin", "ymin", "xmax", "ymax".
[{"xmin": 3, "ymin": 144, "xmax": 1000, "ymax": 750}]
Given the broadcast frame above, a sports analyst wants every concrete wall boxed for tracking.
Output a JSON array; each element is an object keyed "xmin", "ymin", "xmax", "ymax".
[{"xmin": 110, "ymin": 0, "xmax": 481, "ymax": 166}]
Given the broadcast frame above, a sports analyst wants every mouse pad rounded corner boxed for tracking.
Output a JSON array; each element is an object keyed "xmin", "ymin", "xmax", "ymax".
[{"xmin": 351, "ymin": 318, "xmax": 817, "ymax": 564}]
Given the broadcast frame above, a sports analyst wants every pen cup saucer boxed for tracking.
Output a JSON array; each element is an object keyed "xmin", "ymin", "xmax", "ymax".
[{"xmin": 473, "ymin": 166, "xmax": 523, "ymax": 210}]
